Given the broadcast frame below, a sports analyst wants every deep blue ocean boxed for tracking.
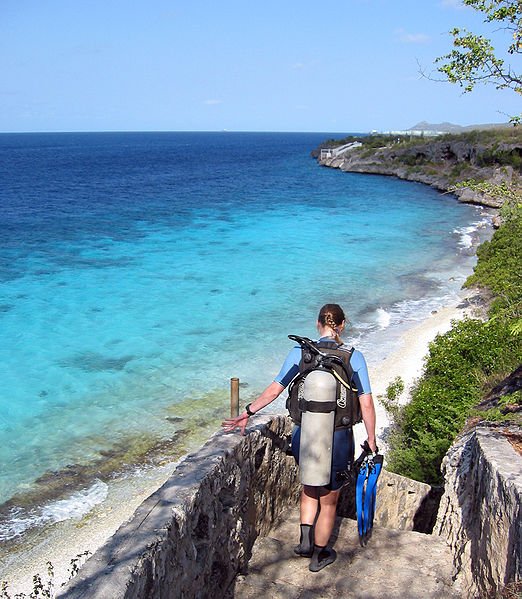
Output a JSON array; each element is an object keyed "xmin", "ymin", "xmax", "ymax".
[{"xmin": 0, "ymin": 131, "xmax": 489, "ymax": 542}]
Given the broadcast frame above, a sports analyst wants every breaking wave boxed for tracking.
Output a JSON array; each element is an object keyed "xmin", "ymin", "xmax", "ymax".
[{"xmin": 0, "ymin": 480, "xmax": 108, "ymax": 542}]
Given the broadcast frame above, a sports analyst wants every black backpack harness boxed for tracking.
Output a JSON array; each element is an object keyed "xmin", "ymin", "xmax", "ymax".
[{"xmin": 286, "ymin": 335, "xmax": 362, "ymax": 430}]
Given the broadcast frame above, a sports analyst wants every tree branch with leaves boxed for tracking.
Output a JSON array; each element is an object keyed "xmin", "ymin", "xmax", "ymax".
[{"xmin": 435, "ymin": 0, "xmax": 521, "ymax": 123}]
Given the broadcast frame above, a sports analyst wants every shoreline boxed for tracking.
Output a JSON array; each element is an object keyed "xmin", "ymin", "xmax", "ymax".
[
  {"xmin": 358, "ymin": 288, "xmax": 478, "ymax": 452},
  {"xmin": 315, "ymin": 133, "xmax": 519, "ymax": 212},
  {"xmin": 0, "ymin": 287, "xmax": 480, "ymax": 595},
  {"xmin": 0, "ymin": 459, "xmax": 180, "ymax": 595}
]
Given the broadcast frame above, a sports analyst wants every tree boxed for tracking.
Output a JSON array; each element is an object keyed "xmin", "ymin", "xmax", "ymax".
[{"xmin": 435, "ymin": 0, "xmax": 521, "ymax": 123}]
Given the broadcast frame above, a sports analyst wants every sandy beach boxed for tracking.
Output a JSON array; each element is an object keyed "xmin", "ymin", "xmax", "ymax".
[
  {"xmin": 355, "ymin": 292, "xmax": 476, "ymax": 452},
  {"xmin": 0, "ymin": 290, "xmax": 476, "ymax": 596}
]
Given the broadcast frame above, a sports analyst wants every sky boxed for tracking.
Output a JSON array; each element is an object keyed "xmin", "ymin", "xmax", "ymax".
[{"xmin": 0, "ymin": 0, "xmax": 520, "ymax": 133}]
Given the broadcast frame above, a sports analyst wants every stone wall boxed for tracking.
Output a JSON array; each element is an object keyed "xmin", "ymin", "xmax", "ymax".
[
  {"xmin": 435, "ymin": 427, "xmax": 522, "ymax": 597},
  {"xmin": 337, "ymin": 469, "xmax": 437, "ymax": 533},
  {"xmin": 59, "ymin": 416, "xmax": 521, "ymax": 598},
  {"xmin": 59, "ymin": 415, "xmax": 300, "ymax": 599}
]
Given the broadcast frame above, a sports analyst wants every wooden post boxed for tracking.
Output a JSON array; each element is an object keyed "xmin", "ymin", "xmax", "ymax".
[{"xmin": 230, "ymin": 377, "xmax": 239, "ymax": 417}]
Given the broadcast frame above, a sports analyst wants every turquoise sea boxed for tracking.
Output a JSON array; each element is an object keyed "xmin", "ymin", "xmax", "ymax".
[{"xmin": 0, "ymin": 132, "xmax": 490, "ymax": 543}]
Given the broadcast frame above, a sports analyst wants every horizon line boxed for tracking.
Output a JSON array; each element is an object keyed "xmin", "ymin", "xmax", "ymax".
[{"xmin": 0, "ymin": 129, "xmax": 368, "ymax": 135}]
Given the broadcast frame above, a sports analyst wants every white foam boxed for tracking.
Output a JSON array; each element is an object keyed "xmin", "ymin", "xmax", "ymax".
[
  {"xmin": 459, "ymin": 229, "xmax": 474, "ymax": 249},
  {"xmin": 0, "ymin": 508, "xmax": 38, "ymax": 541},
  {"xmin": 371, "ymin": 293, "xmax": 455, "ymax": 332},
  {"xmin": 355, "ymin": 291, "xmax": 459, "ymax": 363},
  {"xmin": 41, "ymin": 479, "xmax": 108, "ymax": 523},
  {"xmin": 376, "ymin": 308, "xmax": 391, "ymax": 329},
  {"xmin": 454, "ymin": 217, "xmax": 490, "ymax": 249},
  {"xmin": 0, "ymin": 480, "xmax": 108, "ymax": 541},
  {"xmin": 391, "ymin": 294, "xmax": 453, "ymax": 322}
]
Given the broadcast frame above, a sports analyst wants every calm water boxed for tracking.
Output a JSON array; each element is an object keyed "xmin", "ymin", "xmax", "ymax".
[{"xmin": 0, "ymin": 131, "xmax": 488, "ymax": 540}]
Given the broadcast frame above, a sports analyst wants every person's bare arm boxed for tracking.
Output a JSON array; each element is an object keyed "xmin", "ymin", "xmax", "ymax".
[
  {"xmin": 222, "ymin": 380, "xmax": 285, "ymax": 435},
  {"xmin": 358, "ymin": 392, "xmax": 377, "ymax": 451}
]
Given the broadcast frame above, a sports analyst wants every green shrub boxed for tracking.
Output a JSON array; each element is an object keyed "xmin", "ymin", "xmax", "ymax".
[
  {"xmin": 465, "ymin": 210, "xmax": 522, "ymax": 315},
  {"xmin": 386, "ymin": 207, "xmax": 522, "ymax": 485},
  {"xmin": 471, "ymin": 389, "xmax": 522, "ymax": 423},
  {"xmin": 380, "ymin": 376, "xmax": 405, "ymax": 422}
]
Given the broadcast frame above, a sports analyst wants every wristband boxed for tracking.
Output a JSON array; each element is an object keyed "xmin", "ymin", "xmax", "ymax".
[{"xmin": 245, "ymin": 403, "xmax": 255, "ymax": 417}]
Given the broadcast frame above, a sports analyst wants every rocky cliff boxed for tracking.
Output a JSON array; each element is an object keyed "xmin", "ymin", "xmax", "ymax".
[{"xmin": 316, "ymin": 133, "xmax": 521, "ymax": 209}]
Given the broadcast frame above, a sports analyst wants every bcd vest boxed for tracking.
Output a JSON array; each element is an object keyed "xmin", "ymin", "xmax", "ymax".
[{"xmin": 286, "ymin": 339, "xmax": 362, "ymax": 429}]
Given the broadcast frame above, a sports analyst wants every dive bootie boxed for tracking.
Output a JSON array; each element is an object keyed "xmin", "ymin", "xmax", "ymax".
[
  {"xmin": 309, "ymin": 545, "xmax": 337, "ymax": 572},
  {"xmin": 293, "ymin": 523, "xmax": 314, "ymax": 557}
]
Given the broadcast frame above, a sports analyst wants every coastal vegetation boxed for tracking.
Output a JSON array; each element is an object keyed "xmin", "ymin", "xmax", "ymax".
[
  {"xmin": 314, "ymin": 126, "xmax": 522, "ymax": 213},
  {"xmin": 315, "ymin": 126, "xmax": 522, "ymax": 167},
  {"xmin": 314, "ymin": 128, "xmax": 522, "ymax": 178},
  {"xmin": 384, "ymin": 192, "xmax": 521, "ymax": 485}
]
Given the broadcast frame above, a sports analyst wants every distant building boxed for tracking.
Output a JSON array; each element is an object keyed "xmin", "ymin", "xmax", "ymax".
[
  {"xmin": 320, "ymin": 141, "xmax": 362, "ymax": 160},
  {"xmin": 372, "ymin": 129, "xmax": 445, "ymax": 137}
]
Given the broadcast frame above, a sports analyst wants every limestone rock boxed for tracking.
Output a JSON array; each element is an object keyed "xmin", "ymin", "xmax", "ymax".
[
  {"xmin": 337, "ymin": 469, "xmax": 437, "ymax": 532},
  {"xmin": 318, "ymin": 139, "xmax": 521, "ymax": 211},
  {"xmin": 59, "ymin": 415, "xmax": 300, "ymax": 599},
  {"xmin": 435, "ymin": 427, "xmax": 522, "ymax": 597}
]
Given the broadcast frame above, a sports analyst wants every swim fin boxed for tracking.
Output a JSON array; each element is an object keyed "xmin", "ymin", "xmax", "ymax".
[{"xmin": 355, "ymin": 449, "xmax": 383, "ymax": 547}]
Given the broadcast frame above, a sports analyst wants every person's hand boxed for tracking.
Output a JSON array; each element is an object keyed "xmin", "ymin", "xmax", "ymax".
[
  {"xmin": 367, "ymin": 438, "xmax": 378, "ymax": 454},
  {"xmin": 222, "ymin": 412, "xmax": 249, "ymax": 435}
]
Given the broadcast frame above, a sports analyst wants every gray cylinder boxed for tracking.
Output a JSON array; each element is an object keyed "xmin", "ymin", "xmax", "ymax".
[{"xmin": 299, "ymin": 369, "xmax": 337, "ymax": 486}]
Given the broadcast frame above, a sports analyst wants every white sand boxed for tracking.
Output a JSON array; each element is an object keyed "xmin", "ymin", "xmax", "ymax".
[{"xmin": 0, "ymin": 292, "xmax": 475, "ymax": 595}]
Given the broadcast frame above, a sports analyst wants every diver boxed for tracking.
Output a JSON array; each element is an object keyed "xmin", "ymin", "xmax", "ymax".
[{"xmin": 222, "ymin": 303, "xmax": 377, "ymax": 571}]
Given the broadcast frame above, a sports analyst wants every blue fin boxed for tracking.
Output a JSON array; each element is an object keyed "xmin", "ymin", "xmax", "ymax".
[
  {"xmin": 355, "ymin": 462, "xmax": 367, "ymax": 539},
  {"xmin": 355, "ymin": 454, "xmax": 383, "ymax": 546}
]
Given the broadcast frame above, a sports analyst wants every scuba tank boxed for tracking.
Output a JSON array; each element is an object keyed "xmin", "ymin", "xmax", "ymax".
[{"xmin": 299, "ymin": 369, "xmax": 337, "ymax": 486}]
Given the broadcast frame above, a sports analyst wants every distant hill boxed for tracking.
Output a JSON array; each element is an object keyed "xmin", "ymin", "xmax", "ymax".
[{"xmin": 408, "ymin": 121, "xmax": 511, "ymax": 133}]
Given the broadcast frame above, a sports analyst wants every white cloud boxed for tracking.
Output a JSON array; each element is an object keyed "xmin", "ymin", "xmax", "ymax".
[
  {"xmin": 395, "ymin": 28, "xmax": 431, "ymax": 44},
  {"xmin": 203, "ymin": 99, "xmax": 222, "ymax": 105}
]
